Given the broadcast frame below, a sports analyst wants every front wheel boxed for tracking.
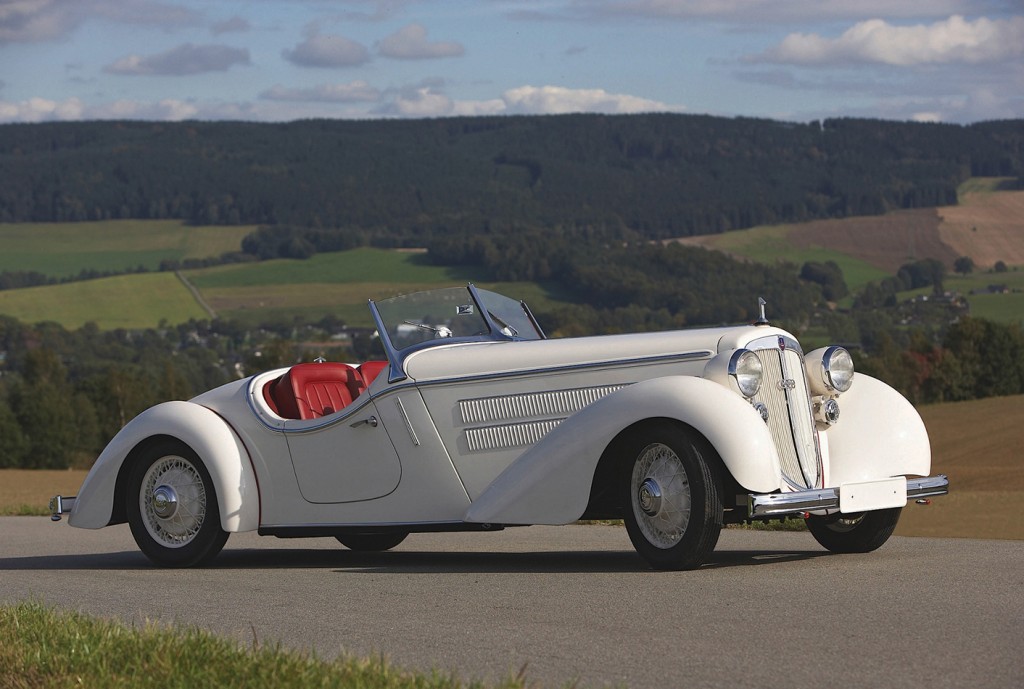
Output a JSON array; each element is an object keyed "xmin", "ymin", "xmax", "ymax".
[
  {"xmin": 620, "ymin": 423, "xmax": 723, "ymax": 571},
  {"xmin": 806, "ymin": 508, "xmax": 902, "ymax": 554},
  {"xmin": 126, "ymin": 440, "xmax": 229, "ymax": 567}
]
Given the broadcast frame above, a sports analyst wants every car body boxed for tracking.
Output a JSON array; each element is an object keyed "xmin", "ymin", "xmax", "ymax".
[{"xmin": 50, "ymin": 284, "xmax": 948, "ymax": 569}]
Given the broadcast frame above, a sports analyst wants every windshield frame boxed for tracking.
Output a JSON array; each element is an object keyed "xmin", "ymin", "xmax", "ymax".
[{"xmin": 369, "ymin": 284, "xmax": 544, "ymax": 383}]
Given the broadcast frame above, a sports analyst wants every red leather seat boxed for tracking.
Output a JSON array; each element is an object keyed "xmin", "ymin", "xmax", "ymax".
[
  {"xmin": 356, "ymin": 361, "xmax": 388, "ymax": 392},
  {"xmin": 271, "ymin": 363, "xmax": 361, "ymax": 420}
]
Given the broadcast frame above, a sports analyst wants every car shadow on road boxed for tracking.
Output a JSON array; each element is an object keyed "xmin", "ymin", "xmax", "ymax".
[
  {"xmin": 214, "ymin": 546, "xmax": 830, "ymax": 573},
  {"xmin": 0, "ymin": 546, "xmax": 829, "ymax": 573},
  {"xmin": 0, "ymin": 551, "xmax": 153, "ymax": 570}
]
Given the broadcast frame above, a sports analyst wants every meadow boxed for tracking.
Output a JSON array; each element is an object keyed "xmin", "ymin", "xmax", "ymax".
[
  {"xmin": 0, "ymin": 272, "xmax": 209, "ymax": 329},
  {"xmin": 0, "ymin": 220, "xmax": 253, "ymax": 277},
  {"xmin": 0, "ymin": 244, "xmax": 574, "ymax": 329}
]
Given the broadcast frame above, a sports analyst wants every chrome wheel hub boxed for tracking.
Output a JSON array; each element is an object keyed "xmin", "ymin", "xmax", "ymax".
[
  {"xmin": 139, "ymin": 456, "xmax": 207, "ymax": 549},
  {"xmin": 638, "ymin": 478, "xmax": 662, "ymax": 516},
  {"xmin": 631, "ymin": 443, "xmax": 691, "ymax": 549},
  {"xmin": 151, "ymin": 485, "xmax": 178, "ymax": 519}
]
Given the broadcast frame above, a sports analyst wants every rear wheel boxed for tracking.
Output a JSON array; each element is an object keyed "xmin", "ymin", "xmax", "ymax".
[
  {"xmin": 620, "ymin": 423, "xmax": 723, "ymax": 570},
  {"xmin": 126, "ymin": 440, "xmax": 228, "ymax": 567},
  {"xmin": 336, "ymin": 533, "xmax": 408, "ymax": 552},
  {"xmin": 806, "ymin": 508, "xmax": 902, "ymax": 553}
]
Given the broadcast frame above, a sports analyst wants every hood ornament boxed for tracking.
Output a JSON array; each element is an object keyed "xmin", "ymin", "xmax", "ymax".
[{"xmin": 754, "ymin": 297, "xmax": 770, "ymax": 326}]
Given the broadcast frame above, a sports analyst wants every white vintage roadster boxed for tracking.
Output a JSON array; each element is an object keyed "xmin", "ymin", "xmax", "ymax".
[{"xmin": 50, "ymin": 285, "xmax": 948, "ymax": 570}]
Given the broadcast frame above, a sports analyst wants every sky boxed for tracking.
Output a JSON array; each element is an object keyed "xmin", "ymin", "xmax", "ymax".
[{"xmin": 1, "ymin": 0, "xmax": 1022, "ymax": 125}]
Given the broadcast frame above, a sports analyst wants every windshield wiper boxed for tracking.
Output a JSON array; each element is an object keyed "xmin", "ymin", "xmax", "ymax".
[
  {"xmin": 403, "ymin": 320, "xmax": 453, "ymax": 338},
  {"xmin": 488, "ymin": 311, "xmax": 518, "ymax": 338}
]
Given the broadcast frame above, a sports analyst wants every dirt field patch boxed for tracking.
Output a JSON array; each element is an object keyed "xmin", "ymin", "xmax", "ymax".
[
  {"xmin": 786, "ymin": 209, "xmax": 959, "ymax": 273},
  {"xmin": 0, "ymin": 470, "xmax": 87, "ymax": 515},
  {"xmin": 938, "ymin": 189, "xmax": 1024, "ymax": 269}
]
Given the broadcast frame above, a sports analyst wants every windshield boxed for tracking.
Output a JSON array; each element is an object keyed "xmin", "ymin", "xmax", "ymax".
[
  {"xmin": 373, "ymin": 287, "xmax": 489, "ymax": 351},
  {"xmin": 371, "ymin": 285, "xmax": 544, "ymax": 355}
]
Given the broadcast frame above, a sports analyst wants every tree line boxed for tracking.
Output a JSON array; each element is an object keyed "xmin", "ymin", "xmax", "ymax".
[{"xmin": 1, "ymin": 115, "xmax": 1021, "ymax": 242}]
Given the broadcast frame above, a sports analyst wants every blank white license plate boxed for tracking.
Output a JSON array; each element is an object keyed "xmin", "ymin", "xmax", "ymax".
[{"xmin": 839, "ymin": 477, "xmax": 908, "ymax": 513}]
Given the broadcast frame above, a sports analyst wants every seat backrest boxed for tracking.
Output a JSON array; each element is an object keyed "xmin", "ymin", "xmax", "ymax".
[
  {"xmin": 276, "ymin": 362, "xmax": 360, "ymax": 420},
  {"xmin": 355, "ymin": 361, "xmax": 389, "ymax": 393}
]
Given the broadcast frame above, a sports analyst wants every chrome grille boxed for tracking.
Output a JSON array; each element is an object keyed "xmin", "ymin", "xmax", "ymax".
[{"xmin": 752, "ymin": 345, "xmax": 821, "ymax": 489}]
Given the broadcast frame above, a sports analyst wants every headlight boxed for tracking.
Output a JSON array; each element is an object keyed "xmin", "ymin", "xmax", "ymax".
[
  {"xmin": 822, "ymin": 346, "xmax": 854, "ymax": 392},
  {"xmin": 728, "ymin": 349, "xmax": 763, "ymax": 398}
]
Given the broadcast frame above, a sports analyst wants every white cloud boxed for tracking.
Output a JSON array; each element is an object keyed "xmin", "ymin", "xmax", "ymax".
[
  {"xmin": 757, "ymin": 15, "xmax": 1024, "ymax": 66},
  {"xmin": 260, "ymin": 81, "xmax": 381, "ymax": 103},
  {"xmin": 0, "ymin": 96, "xmax": 204, "ymax": 122},
  {"xmin": 0, "ymin": 0, "xmax": 198, "ymax": 43},
  {"xmin": 374, "ymin": 83, "xmax": 677, "ymax": 117},
  {"xmin": 376, "ymin": 24, "xmax": 464, "ymax": 60},
  {"xmin": 105, "ymin": 43, "xmax": 251, "ymax": 76},
  {"xmin": 387, "ymin": 87, "xmax": 456, "ymax": 117},
  {"xmin": 500, "ymin": 85, "xmax": 673, "ymax": 114},
  {"xmin": 283, "ymin": 29, "xmax": 371, "ymax": 67},
  {"xmin": 530, "ymin": 0, "xmax": 980, "ymax": 24}
]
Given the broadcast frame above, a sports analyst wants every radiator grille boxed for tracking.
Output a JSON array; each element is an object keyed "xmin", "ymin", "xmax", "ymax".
[{"xmin": 753, "ymin": 346, "xmax": 821, "ymax": 489}]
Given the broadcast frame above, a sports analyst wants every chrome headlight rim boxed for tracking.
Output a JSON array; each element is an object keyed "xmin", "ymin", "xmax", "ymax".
[
  {"xmin": 822, "ymin": 346, "xmax": 854, "ymax": 393},
  {"xmin": 728, "ymin": 349, "xmax": 763, "ymax": 398}
]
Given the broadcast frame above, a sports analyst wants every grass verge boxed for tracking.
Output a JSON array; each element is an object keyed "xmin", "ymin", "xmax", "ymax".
[{"xmin": 0, "ymin": 601, "xmax": 533, "ymax": 689}]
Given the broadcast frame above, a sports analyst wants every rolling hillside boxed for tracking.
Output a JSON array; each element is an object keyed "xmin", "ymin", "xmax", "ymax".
[
  {"xmin": 676, "ymin": 179, "xmax": 1024, "ymax": 322},
  {"xmin": 0, "ymin": 179, "xmax": 1019, "ymax": 330}
]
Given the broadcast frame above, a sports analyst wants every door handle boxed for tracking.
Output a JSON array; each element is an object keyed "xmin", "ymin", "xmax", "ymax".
[{"xmin": 350, "ymin": 415, "xmax": 378, "ymax": 428}]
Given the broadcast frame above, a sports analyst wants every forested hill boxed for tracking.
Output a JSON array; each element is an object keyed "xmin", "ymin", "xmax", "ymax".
[{"xmin": 1, "ymin": 115, "xmax": 1021, "ymax": 241}]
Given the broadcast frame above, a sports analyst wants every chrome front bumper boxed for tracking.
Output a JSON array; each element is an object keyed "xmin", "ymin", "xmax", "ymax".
[
  {"xmin": 748, "ymin": 475, "xmax": 949, "ymax": 518},
  {"xmin": 49, "ymin": 494, "xmax": 77, "ymax": 522}
]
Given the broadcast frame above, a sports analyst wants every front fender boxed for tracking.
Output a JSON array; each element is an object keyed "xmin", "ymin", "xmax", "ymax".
[
  {"xmin": 465, "ymin": 376, "xmax": 782, "ymax": 525},
  {"xmin": 68, "ymin": 400, "xmax": 259, "ymax": 533},
  {"xmin": 824, "ymin": 374, "xmax": 931, "ymax": 484}
]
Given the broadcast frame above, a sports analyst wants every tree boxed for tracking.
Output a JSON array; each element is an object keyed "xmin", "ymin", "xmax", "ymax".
[
  {"xmin": 8, "ymin": 349, "xmax": 81, "ymax": 468},
  {"xmin": 954, "ymin": 256, "xmax": 975, "ymax": 276},
  {"xmin": 0, "ymin": 397, "xmax": 28, "ymax": 468}
]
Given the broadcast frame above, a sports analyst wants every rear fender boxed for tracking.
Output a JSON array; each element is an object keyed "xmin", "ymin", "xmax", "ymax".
[
  {"xmin": 68, "ymin": 401, "xmax": 259, "ymax": 533},
  {"xmin": 465, "ymin": 376, "xmax": 781, "ymax": 525}
]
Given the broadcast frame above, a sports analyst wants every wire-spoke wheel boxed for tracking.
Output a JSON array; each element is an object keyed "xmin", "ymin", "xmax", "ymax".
[
  {"xmin": 806, "ymin": 507, "xmax": 902, "ymax": 554},
  {"xmin": 127, "ymin": 440, "xmax": 228, "ymax": 567},
  {"xmin": 621, "ymin": 422, "xmax": 723, "ymax": 570}
]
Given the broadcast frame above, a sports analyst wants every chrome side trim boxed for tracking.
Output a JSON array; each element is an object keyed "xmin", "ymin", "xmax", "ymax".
[
  {"xmin": 747, "ymin": 474, "xmax": 949, "ymax": 518},
  {"xmin": 49, "ymin": 494, "xmax": 77, "ymax": 522},
  {"xmin": 395, "ymin": 398, "xmax": 420, "ymax": 446}
]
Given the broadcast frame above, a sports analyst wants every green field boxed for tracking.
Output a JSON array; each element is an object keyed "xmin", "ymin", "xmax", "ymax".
[
  {"xmin": 679, "ymin": 224, "xmax": 890, "ymax": 293},
  {"xmin": 185, "ymin": 249, "xmax": 572, "ymax": 327},
  {"xmin": 956, "ymin": 177, "xmax": 1019, "ymax": 195},
  {"xmin": 0, "ymin": 248, "xmax": 574, "ymax": 330},
  {"xmin": 0, "ymin": 272, "xmax": 207, "ymax": 329},
  {"xmin": 901, "ymin": 268, "xmax": 1024, "ymax": 324},
  {"xmin": 0, "ymin": 220, "xmax": 254, "ymax": 277}
]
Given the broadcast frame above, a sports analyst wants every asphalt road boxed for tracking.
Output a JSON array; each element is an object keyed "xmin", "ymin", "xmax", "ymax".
[{"xmin": 2, "ymin": 517, "xmax": 1021, "ymax": 689}]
